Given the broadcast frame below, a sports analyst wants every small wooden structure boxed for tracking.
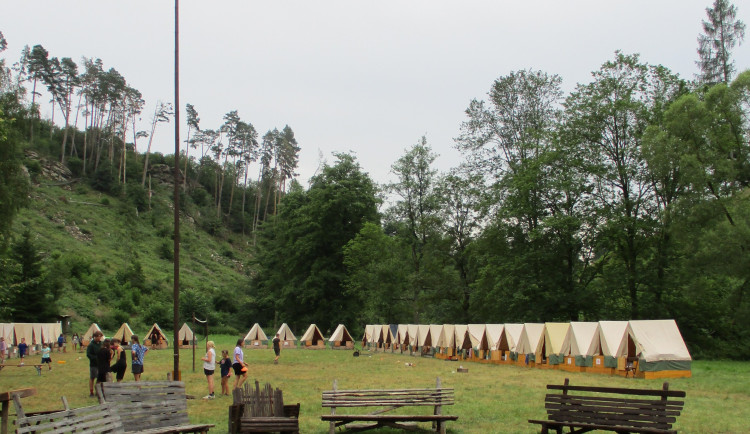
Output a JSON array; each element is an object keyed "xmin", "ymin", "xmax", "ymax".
[
  {"xmin": 112, "ymin": 323, "xmax": 134, "ymax": 346},
  {"xmin": 97, "ymin": 381, "xmax": 214, "ymax": 433},
  {"xmin": 321, "ymin": 378, "xmax": 457, "ymax": 434},
  {"xmin": 243, "ymin": 323, "xmax": 268, "ymax": 349},
  {"xmin": 178, "ymin": 323, "xmax": 195, "ymax": 348},
  {"xmin": 1, "ymin": 388, "xmax": 35, "ymax": 434},
  {"xmin": 275, "ymin": 323, "xmax": 297, "ymax": 349},
  {"xmin": 145, "ymin": 323, "xmax": 169, "ymax": 349},
  {"xmin": 528, "ymin": 378, "xmax": 686, "ymax": 434},
  {"xmin": 229, "ymin": 380, "xmax": 300, "ymax": 433},
  {"xmin": 81, "ymin": 323, "xmax": 102, "ymax": 348},
  {"xmin": 328, "ymin": 324, "xmax": 354, "ymax": 349},
  {"xmin": 300, "ymin": 324, "xmax": 326, "ymax": 348},
  {"xmin": 14, "ymin": 397, "xmax": 122, "ymax": 434}
]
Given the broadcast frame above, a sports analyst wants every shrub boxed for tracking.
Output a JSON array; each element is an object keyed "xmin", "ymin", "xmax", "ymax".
[
  {"xmin": 67, "ymin": 157, "xmax": 83, "ymax": 177},
  {"xmin": 158, "ymin": 240, "xmax": 174, "ymax": 261}
]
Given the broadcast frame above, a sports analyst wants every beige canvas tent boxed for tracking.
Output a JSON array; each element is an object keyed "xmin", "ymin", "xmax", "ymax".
[
  {"xmin": 396, "ymin": 324, "xmax": 408, "ymax": 351},
  {"xmin": 406, "ymin": 324, "xmax": 419, "ymax": 348},
  {"xmin": 113, "ymin": 323, "xmax": 135, "ymax": 345},
  {"xmin": 244, "ymin": 323, "xmax": 268, "ymax": 349},
  {"xmin": 301, "ymin": 324, "xmax": 326, "ymax": 348},
  {"xmin": 81, "ymin": 323, "xmax": 102, "ymax": 347},
  {"xmin": 618, "ymin": 320, "xmax": 692, "ymax": 378},
  {"xmin": 41, "ymin": 323, "xmax": 61, "ymax": 345},
  {"xmin": 436, "ymin": 324, "xmax": 456, "ymax": 349},
  {"xmin": 275, "ymin": 323, "xmax": 297, "ymax": 348},
  {"xmin": 329, "ymin": 324, "xmax": 354, "ymax": 349},
  {"xmin": 362, "ymin": 325, "xmax": 374, "ymax": 347},
  {"xmin": 559, "ymin": 322, "xmax": 599, "ymax": 368},
  {"xmin": 453, "ymin": 325, "xmax": 473, "ymax": 351},
  {"xmin": 178, "ymin": 323, "xmax": 194, "ymax": 348},
  {"xmin": 0, "ymin": 323, "xmax": 12, "ymax": 345},
  {"xmin": 32, "ymin": 323, "xmax": 44, "ymax": 345},
  {"xmin": 516, "ymin": 323, "xmax": 545, "ymax": 365},
  {"xmin": 145, "ymin": 323, "xmax": 168, "ymax": 349},
  {"xmin": 595, "ymin": 321, "xmax": 629, "ymax": 370},
  {"xmin": 541, "ymin": 322, "xmax": 570, "ymax": 365},
  {"xmin": 370, "ymin": 325, "xmax": 383, "ymax": 349},
  {"xmin": 484, "ymin": 324, "xmax": 505, "ymax": 361},
  {"xmin": 468, "ymin": 324, "xmax": 488, "ymax": 351}
]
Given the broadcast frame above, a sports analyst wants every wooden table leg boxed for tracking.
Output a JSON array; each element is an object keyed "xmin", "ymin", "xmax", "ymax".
[{"xmin": 2, "ymin": 400, "xmax": 9, "ymax": 434}]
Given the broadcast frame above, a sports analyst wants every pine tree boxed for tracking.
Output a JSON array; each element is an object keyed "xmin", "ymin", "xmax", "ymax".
[{"xmin": 697, "ymin": 0, "xmax": 746, "ymax": 84}]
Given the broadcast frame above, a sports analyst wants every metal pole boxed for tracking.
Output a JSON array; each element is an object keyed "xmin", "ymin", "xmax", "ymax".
[
  {"xmin": 172, "ymin": 0, "xmax": 181, "ymax": 380},
  {"xmin": 192, "ymin": 313, "xmax": 196, "ymax": 373}
]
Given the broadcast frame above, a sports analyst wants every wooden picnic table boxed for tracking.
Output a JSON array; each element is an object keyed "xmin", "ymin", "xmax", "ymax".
[{"xmin": 0, "ymin": 388, "xmax": 36, "ymax": 434}]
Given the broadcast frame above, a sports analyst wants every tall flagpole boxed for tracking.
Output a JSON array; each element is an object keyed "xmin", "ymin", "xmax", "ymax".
[{"xmin": 173, "ymin": 0, "xmax": 181, "ymax": 379}]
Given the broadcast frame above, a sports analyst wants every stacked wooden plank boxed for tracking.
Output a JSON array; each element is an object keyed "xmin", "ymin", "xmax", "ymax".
[{"xmin": 97, "ymin": 381, "xmax": 214, "ymax": 434}]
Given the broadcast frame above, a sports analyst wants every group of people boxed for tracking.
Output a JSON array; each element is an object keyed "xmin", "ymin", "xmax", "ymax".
[
  {"xmin": 85, "ymin": 331, "xmax": 148, "ymax": 397},
  {"xmin": 80, "ymin": 330, "xmax": 282, "ymax": 399},
  {"xmin": 0, "ymin": 335, "xmax": 67, "ymax": 367},
  {"xmin": 199, "ymin": 333, "xmax": 282, "ymax": 400}
]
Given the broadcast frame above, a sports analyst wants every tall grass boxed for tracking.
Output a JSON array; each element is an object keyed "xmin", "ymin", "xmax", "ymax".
[{"xmin": 1, "ymin": 335, "xmax": 747, "ymax": 433}]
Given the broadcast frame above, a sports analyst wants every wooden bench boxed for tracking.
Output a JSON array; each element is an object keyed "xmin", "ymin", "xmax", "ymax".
[
  {"xmin": 528, "ymin": 378, "xmax": 686, "ymax": 434},
  {"xmin": 229, "ymin": 380, "xmax": 299, "ymax": 433},
  {"xmin": 321, "ymin": 378, "xmax": 457, "ymax": 434},
  {"xmin": 97, "ymin": 381, "xmax": 214, "ymax": 434},
  {"xmin": 13, "ymin": 394, "xmax": 123, "ymax": 433}
]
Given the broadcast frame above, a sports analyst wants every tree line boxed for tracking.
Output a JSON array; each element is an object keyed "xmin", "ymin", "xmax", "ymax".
[
  {"xmin": 250, "ymin": 1, "xmax": 748, "ymax": 358},
  {"xmin": 1, "ymin": 1, "xmax": 748, "ymax": 357}
]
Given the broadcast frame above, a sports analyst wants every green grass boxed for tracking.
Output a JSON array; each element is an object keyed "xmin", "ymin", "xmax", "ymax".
[{"xmin": 1, "ymin": 335, "xmax": 748, "ymax": 433}]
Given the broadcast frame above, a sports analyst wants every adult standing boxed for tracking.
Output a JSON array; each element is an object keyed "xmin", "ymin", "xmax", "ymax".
[
  {"xmin": 110, "ymin": 339, "xmax": 127, "ymax": 382},
  {"xmin": 273, "ymin": 333, "xmax": 281, "ymax": 364},
  {"xmin": 130, "ymin": 335, "xmax": 148, "ymax": 381},
  {"xmin": 232, "ymin": 339, "xmax": 248, "ymax": 389},
  {"xmin": 96, "ymin": 339, "xmax": 112, "ymax": 384},
  {"xmin": 201, "ymin": 341, "xmax": 216, "ymax": 399},
  {"xmin": 86, "ymin": 331, "xmax": 103, "ymax": 397}
]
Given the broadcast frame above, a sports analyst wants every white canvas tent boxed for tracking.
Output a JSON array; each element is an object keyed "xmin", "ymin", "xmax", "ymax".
[
  {"xmin": 595, "ymin": 321, "xmax": 629, "ymax": 369},
  {"xmin": 503, "ymin": 324, "xmax": 524, "ymax": 354},
  {"xmin": 370, "ymin": 325, "xmax": 383, "ymax": 347},
  {"xmin": 329, "ymin": 324, "xmax": 354, "ymax": 348},
  {"xmin": 436, "ymin": 324, "xmax": 455, "ymax": 349},
  {"xmin": 416, "ymin": 324, "xmax": 432, "ymax": 347},
  {"xmin": 362, "ymin": 325, "xmax": 374, "ymax": 346},
  {"xmin": 516, "ymin": 323, "xmax": 545, "ymax": 363},
  {"xmin": 32, "ymin": 323, "xmax": 44, "ymax": 344},
  {"xmin": 485, "ymin": 324, "xmax": 504, "ymax": 351},
  {"xmin": 244, "ymin": 323, "xmax": 268, "ymax": 349},
  {"xmin": 113, "ymin": 323, "xmax": 135, "ymax": 345},
  {"xmin": 406, "ymin": 324, "xmax": 419, "ymax": 347},
  {"xmin": 467, "ymin": 324, "xmax": 488, "ymax": 351},
  {"xmin": 396, "ymin": 324, "xmax": 409, "ymax": 348},
  {"xmin": 453, "ymin": 325, "xmax": 472, "ymax": 350},
  {"xmin": 618, "ymin": 320, "xmax": 692, "ymax": 373},
  {"xmin": 178, "ymin": 323, "xmax": 194, "ymax": 347},
  {"xmin": 301, "ymin": 324, "xmax": 325, "ymax": 348},
  {"xmin": 0, "ymin": 323, "xmax": 12, "ymax": 345},
  {"xmin": 276, "ymin": 323, "xmax": 297, "ymax": 348},
  {"xmin": 560, "ymin": 322, "xmax": 599, "ymax": 367}
]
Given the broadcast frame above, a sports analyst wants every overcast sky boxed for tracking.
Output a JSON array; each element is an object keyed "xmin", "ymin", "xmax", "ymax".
[{"xmin": 2, "ymin": 1, "xmax": 749, "ymax": 186}]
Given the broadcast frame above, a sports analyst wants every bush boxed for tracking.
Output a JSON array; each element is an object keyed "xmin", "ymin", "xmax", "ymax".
[
  {"xmin": 67, "ymin": 157, "xmax": 83, "ymax": 177},
  {"xmin": 158, "ymin": 240, "xmax": 174, "ymax": 261},
  {"xmin": 125, "ymin": 182, "xmax": 148, "ymax": 212}
]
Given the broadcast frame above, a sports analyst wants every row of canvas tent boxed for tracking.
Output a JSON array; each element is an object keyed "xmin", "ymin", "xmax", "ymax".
[
  {"xmin": 80, "ymin": 323, "xmax": 189, "ymax": 349},
  {"xmin": 362, "ymin": 320, "xmax": 691, "ymax": 379},
  {"xmin": 242, "ymin": 323, "xmax": 354, "ymax": 349},
  {"xmin": 0, "ymin": 323, "xmax": 63, "ymax": 349}
]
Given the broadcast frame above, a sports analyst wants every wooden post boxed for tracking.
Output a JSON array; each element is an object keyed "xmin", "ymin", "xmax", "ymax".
[
  {"xmin": 329, "ymin": 379, "xmax": 337, "ymax": 434},
  {"xmin": 435, "ymin": 377, "xmax": 444, "ymax": 434}
]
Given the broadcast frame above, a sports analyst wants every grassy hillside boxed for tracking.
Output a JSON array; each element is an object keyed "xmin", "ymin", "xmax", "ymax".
[{"xmin": 9, "ymin": 160, "xmax": 255, "ymax": 333}]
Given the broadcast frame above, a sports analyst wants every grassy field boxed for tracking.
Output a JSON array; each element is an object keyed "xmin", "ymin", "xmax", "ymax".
[{"xmin": 1, "ymin": 335, "xmax": 748, "ymax": 433}]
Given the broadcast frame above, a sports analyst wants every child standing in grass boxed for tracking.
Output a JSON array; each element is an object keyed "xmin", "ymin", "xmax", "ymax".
[
  {"xmin": 219, "ymin": 350, "xmax": 232, "ymax": 396},
  {"xmin": 18, "ymin": 338, "xmax": 28, "ymax": 365},
  {"xmin": 41, "ymin": 343, "xmax": 52, "ymax": 370}
]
